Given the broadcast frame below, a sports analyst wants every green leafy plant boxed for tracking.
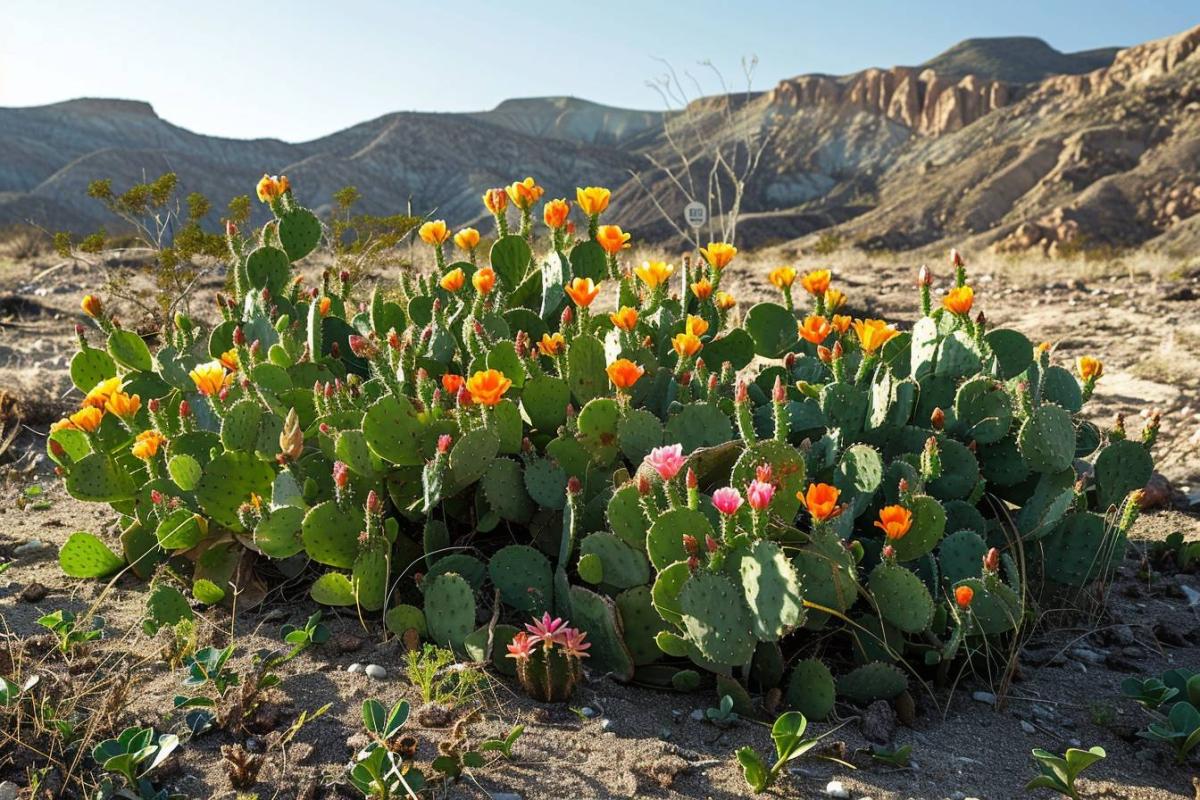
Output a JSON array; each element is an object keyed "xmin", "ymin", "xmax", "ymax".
[
  {"xmin": 280, "ymin": 611, "xmax": 330, "ymax": 661},
  {"xmin": 0, "ymin": 674, "xmax": 38, "ymax": 706},
  {"xmin": 868, "ymin": 743, "xmax": 912, "ymax": 767},
  {"xmin": 183, "ymin": 645, "xmax": 238, "ymax": 694},
  {"xmin": 706, "ymin": 694, "xmax": 738, "ymax": 727},
  {"xmin": 479, "ymin": 724, "xmax": 525, "ymax": 759},
  {"xmin": 1149, "ymin": 530, "xmax": 1200, "ymax": 570},
  {"xmin": 1025, "ymin": 746, "xmax": 1106, "ymax": 799},
  {"xmin": 349, "ymin": 699, "xmax": 425, "ymax": 799},
  {"xmin": 1138, "ymin": 702, "xmax": 1200, "ymax": 764},
  {"xmin": 92, "ymin": 726, "xmax": 180, "ymax": 799},
  {"xmin": 736, "ymin": 712, "xmax": 850, "ymax": 794},
  {"xmin": 403, "ymin": 643, "xmax": 485, "ymax": 706},
  {"xmin": 37, "ymin": 610, "xmax": 104, "ymax": 654},
  {"xmin": 1121, "ymin": 676, "xmax": 1179, "ymax": 710}
]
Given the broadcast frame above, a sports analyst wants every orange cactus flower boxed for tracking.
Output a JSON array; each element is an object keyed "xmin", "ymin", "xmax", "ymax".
[
  {"xmin": 453, "ymin": 227, "xmax": 480, "ymax": 251},
  {"xmin": 441, "ymin": 373, "xmax": 465, "ymax": 395},
  {"xmin": 595, "ymin": 225, "xmax": 631, "ymax": 255},
  {"xmin": 104, "ymin": 391, "xmax": 141, "ymax": 419},
  {"xmin": 505, "ymin": 177, "xmax": 544, "ymax": 210},
  {"xmin": 543, "ymin": 199, "xmax": 570, "ymax": 230},
  {"xmin": 798, "ymin": 315, "xmax": 832, "ymax": 345},
  {"xmin": 538, "ymin": 332, "xmax": 565, "ymax": 357},
  {"xmin": 852, "ymin": 318, "xmax": 900, "ymax": 354},
  {"xmin": 954, "ymin": 585, "xmax": 974, "ymax": 609},
  {"xmin": 564, "ymin": 277, "xmax": 600, "ymax": 307},
  {"xmin": 691, "ymin": 278, "xmax": 713, "ymax": 300},
  {"xmin": 874, "ymin": 505, "xmax": 913, "ymax": 540},
  {"xmin": 50, "ymin": 418, "xmax": 77, "ymax": 433},
  {"xmin": 672, "ymin": 332, "xmax": 702, "ymax": 358},
  {"xmin": 472, "ymin": 266, "xmax": 496, "ymax": 295},
  {"xmin": 943, "ymin": 286, "xmax": 974, "ymax": 315},
  {"xmin": 256, "ymin": 174, "xmax": 288, "ymax": 202},
  {"xmin": 69, "ymin": 406, "xmax": 104, "ymax": 433},
  {"xmin": 1078, "ymin": 356, "xmax": 1103, "ymax": 381},
  {"xmin": 685, "ymin": 315, "xmax": 709, "ymax": 337},
  {"xmin": 576, "ymin": 186, "xmax": 611, "ymax": 216},
  {"xmin": 769, "ymin": 266, "xmax": 797, "ymax": 289},
  {"xmin": 831, "ymin": 314, "xmax": 852, "ymax": 334},
  {"xmin": 131, "ymin": 430, "xmax": 167, "ymax": 460},
  {"xmin": 190, "ymin": 361, "xmax": 229, "ymax": 397},
  {"xmin": 419, "ymin": 220, "xmax": 451, "ymax": 246},
  {"xmin": 824, "ymin": 288, "xmax": 847, "ymax": 311},
  {"xmin": 715, "ymin": 291, "xmax": 737, "ymax": 310},
  {"xmin": 482, "ymin": 187, "xmax": 508, "ymax": 214},
  {"xmin": 798, "ymin": 483, "xmax": 841, "ymax": 521},
  {"xmin": 610, "ymin": 307, "xmax": 639, "ymax": 332},
  {"xmin": 318, "ymin": 297, "xmax": 332, "ymax": 317},
  {"xmin": 800, "ymin": 269, "xmax": 831, "ymax": 296},
  {"xmin": 440, "ymin": 268, "xmax": 466, "ymax": 292},
  {"xmin": 466, "ymin": 369, "xmax": 512, "ymax": 406},
  {"xmin": 83, "ymin": 377, "xmax": 121, "ymax": 409},
  {"xmin": 220, "ymin": 348, "xmax": 239, "ymax": 372},
  {"xmin": 634, "ymin": 261, "xmax": 674, "ymax": 289},
  {"xmin": 607, "ymin": 358, "xmax": 645, "ymax": 390},
  {"xmin": 699, "ymin": 242, "xmax": 736, "ymax": 271},
  {"xmin": 81, "ymin": 294, "xmax": 103, "ymax": 318}
]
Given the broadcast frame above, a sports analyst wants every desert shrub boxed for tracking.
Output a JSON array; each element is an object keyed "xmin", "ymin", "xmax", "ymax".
[{"xmin": 49, "ymin": 176, "xmax": 1155, "ymax": 718}]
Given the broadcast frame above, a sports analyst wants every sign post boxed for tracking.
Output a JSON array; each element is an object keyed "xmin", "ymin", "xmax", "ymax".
[{"xmin": 683, "ymin": 201, "xmax": 707, "ymax": 301}]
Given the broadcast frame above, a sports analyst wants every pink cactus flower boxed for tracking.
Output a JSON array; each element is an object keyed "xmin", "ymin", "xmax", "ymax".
[
  {"xmin": 525, "ymin": 612, "xmax": 568, "ymax": 647},
  {"xmin": 505, "ymin": 632, "xmax": 535, "ymax": 660},
  {"xmin": 560, "ymin": 627, "xmax": 591, "ymax": 658},
  {"xmin": 755, "ymin": 463, "xmax": 773, "ymax": 483},
  {"xmin": 746, "ymin": 479, "xmax": 775, "ymax": 511},
  {"xmin": 712, "ymin": 487, "xmax": 744, "ymax": 516},
  {"xmin": 437, "ymin": 434, "xmax": 453, "ymax": 454},
  {"xmin": 645, "ymin": 444, "xmax": 686, "ymax": 481}
]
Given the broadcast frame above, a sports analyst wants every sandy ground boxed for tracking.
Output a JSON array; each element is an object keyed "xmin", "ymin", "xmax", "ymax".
[{"xmin": 1, "ymin": 244, "xmax": 1199, "ymax": 799}]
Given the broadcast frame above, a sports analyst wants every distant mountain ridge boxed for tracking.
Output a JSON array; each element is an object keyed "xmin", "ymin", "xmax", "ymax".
[{"xmin": 3, "ymin": 27, "xmax": 1199, "ymax": 257}]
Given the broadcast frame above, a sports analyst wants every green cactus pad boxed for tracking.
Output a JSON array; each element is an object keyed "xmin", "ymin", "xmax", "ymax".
[
  {"xmin": 253, "ymin": 506, "xmax": 305, "ymax": 559},
  {"xmin": 943, "ymin": 500, "xmax": 987, "ymax": 538},
  {"xmin": 490, "ymin": 235, "xmax": 531, "ymax": 289},
  {"xmin": 956, "ymin": 577, "xmax": 1022, "ymax": 634},
  {"xmin": 678, "ymin": 571, "xmax": 757, "ymax": 666},
  {"xmin": 301, "ymin": 501, "xmax": 365, "ymax": 568},
  {"xmin": 488, "ymin": 545, "xmax": 553, "ymax": 614},
  {"xmin": 1039, "ymin": 512, "xmax": 1122, "ymax": 586},
  {"xmin": 567, "ymin": 334, "xmax": 607, "ymax": 406},
  {"xmin": 984, "ymin": 329, "xmax": 1034, "ymax": 380},
  {"xmin": 523, "ymin": 458, "xmax": 567, "ymax": 511},
  {"xmin": 577, "ymin": 397, "xmax": 621, "ymax": 465},
  {"xmin": 745, "ymin": 302, "xmax": 799, "ymax": 358},
  {"xmin": 647, "ymin": 508, "xmax": 714, "ymax": 570},
  {"xmin": 278, "ymin": 208, "xmax": 322, "ymax": 261},
  {"xmin": 934, "ymin": 331, "xmax": 983, "ymax": 379},
  {"xmin": 1016, "ymin": 468, "xmax": 1077, "ymax": 539},
  {"xmin": 121, "ymin": 523, "xmax": 163, "ymax": 579},
  {"xmin": 669, "ymin": 669, "xmax": 702, "ymax": 692},
  {"xmin": 246, "ymin": 246, "xmax": 291, "ymax": 295},
  {"xmin": 979, "ymin": 435, "xmax": 1032, "ymax": 487},
  {"xmin": 448, "ymin": 427, "xmax": 500, "ymax": 488},
  {"xmin": 888, "ymin": 495, "xmax": 946, "ymax": 562},
  {"xmin": 793, "ymin": 530, "xmax": 859, "ymax": 628},
  {"xmin": 66, "ymin": 453, "xmax": 137, "ymax": 503},
  {"xmin": 578, "ymin": 553, "xmax": 603, "ymax": 583},
  {"xmin": 928, "ymin": 438, "xmax": 980, "ymax": 501},
  {"xmin": 1018, "ymin": 404, "xmax": 1076, "ymax": 474},
  {"xmin": 194, "ymin": 452, "xmax": 274, "ymax": 532},
  {"xmin": 165, "ymin": 454, "xmax": 201, "ymax": 491},
  {"xmin": 937, "ymin": 529, "xmax": 987, "ymax": 586},
  {"xmin": 521, "ymin": 375, "xmax": 571, "ymax": 433},
  {"xmin": 700, "ymin": 328, "xmax": 756, "ymax": 370},
  {"xmin": 423, "ymin": 572, "xmax": 477, "ymax": 650},
  {"xmin": 154, "ymin": 508, "xmax": 205, "ymax": 551},
  {"xmin": 605, "ymin": 483, "xmax": 647, "ymax": 549},
  {"xmin": 617, "ymin": 409, "xmax": 663, "ymax": 464},
  {"xmin": 651, "ymin": 560, "xmax": 691, "ymax": 627},
  {"xmin": 142, "ymin": 583, "xmax": 193, "ymax": 635},
  {"xmin": 482, "ymin": 458, "xmax": 535, "ymax": 522},
  {"xmin": 310, "ymin": 571, "xmax": 356, "ymax": 606},
  {"xmin": 655, "ymin": 629, "xmax": 691, "ymax": 657},
  {"xmin": 616, "ymin": 585, "xmax": 667, "ymax": 666},
  {"xmin": 427, "ymin": 555, "xmax": 487, "ymax": 590},
  {"xmin": 733, "ymin": 539, "xmax": 805, "ymax": 640},
  {"xmin": 665, "ymin": 404, "xmax": 733, "ymax": 452},
  {"xmin": 384, "ymin": 604, "xmax": 428, "ymax": 637},
  {"xmin": 784, "ymin": 658, "xmax": 836, "ymax": 720},
  {"xmin": 820, "ymin": 383, "xmax": 869, "ymax": 441},
  {"xmin": 868, "ymin": 562, "xmax": 935, "ymax": 633},
  {"xmin": 954, "ymin": 376, "xmax": 1013, "ymax": 444},
  {"xmin": 220, "ymin": 399, "xmax": 264, "ymax": 452},
  {"xmin": 837, "ymin": 662, "xmax": 907, "ymax": 704},
  {"xmin": 730, "ymin": 439, "xmax": 807, "ymax": 521},
  {"xmin": 70, "ymin": 348, "xmax": 116, "ymax": 393},
  {"xmin": 463, "ymin": 624, "xmax": 520, "ymax": 677},
  {"xmin": 59, "ymin": 531, "xmax": 124, "ymax": 578},
  {"xmin": 833, "ymin": 443, "xmax": 884, "ymax": 518},
  {"xmin": 1040, "ymin": 365, "xmax": 1083, "ymax": 413},
  {"xmin": 567, "ymin": 585, "xmax": 636, "ymax": 680},
  {"xmin": 106, "ymin": 329, "xmax": 153, "ymax": 372},
  {"xmin": 362, "ymin": 395, "xmax": 426, "ymax": 467},
  {"xmin": 1093, "ymin": 440, "xmax": 1152, "ymax": 509},
  {"xmin": 579, "ymin": 532, "xmax": 650, "ymax": 590}
]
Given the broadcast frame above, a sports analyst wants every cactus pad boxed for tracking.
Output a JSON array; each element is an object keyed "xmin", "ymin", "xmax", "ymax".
[
  {"xmin": 489, "ymin": 545, "xmax": 553, "ymax": 614},
  {"xmin": 423, "ymin": 572, "xmax": 477, "ymax": 650},
  {"xmin": 66, "ymin": 454, "xmax": 137, "ymax": 503},
  {"xmin": 577, "ymin": 398, "xmax": 621, "ymax": 465},
  {"xmin": 937, "ymin": 529, "xmax": 987, "ymax": 587},
  {"xmin": 784, "ymin": 658, "xmax": 836, "ymax": 720},
  {"xmin": 889, "ymin": 495, "xmax": 946, "ymax": 562},
  {"xmin": 567, "ymin": 334, "xmax": 607, "ymax": 406},
  {"xmin": 733, "ymin": 539, "xmax": 805, "ymax": 639},
  {"xmin": 449, "ymin": 427, "xmax": 500, "ymax": 488},
  {"xmin": 253, "ymin": 506, "xmax": 305, "ymax": 558},
  {"xmin": 678, "ymin": 571, "xmax": 757, "ymax": 666},
  {"xmin": 59, "ymin": 531, "xmax": 124, "ymax": 578},
  {"xmin": 954, "ymin": 377, "xmax": 1013, "ymax": 444},
  {"xmin": 1093, "ymin": 440, "xmax": 1152, "ymax": 509},
  {"xmin": 246, "ymin": 246, "xmax": 291, "ymax": 295},
  {"xmin": 745, "ymin": 302, "xmax": 800, "ymax": 357},
  {"xmin": 793, "ymin": 530, "xmax": 859, "ymax": 628},
  {"xmin": 605, "ymin": 483, "xmax": 648, "ymax": 549},
  {"xmin": 521, "ymin": 375, "xmax": 571, "ymax": 433},
  {"xmin": 363, "ymin": 395, "xmax": 426, "ymax": 467},
  {"xmin": 1039, "ymin": 512, "xmax": 1122, "ymax": 586},
  {"xmin": 928, "ymin": 437, "xmax": 979, "ymax": 501},
  {"xmin": 70, "ymin": 348, "xmax": 116, "ymax": 393},
  {"xmin": 579, "ymin": 532, "xmax": 650, "ymax": 590},
  {"xmin": 833, "ymin": 443, "xmax": 884, "ymax": 518},
  {"xmin": 482, "ymin": 458, "xmax": 535, "ymax": 522},
  {"xmin": 278, "ymin": 209, "xmax": 322, "ymax": 261},
  {"xmin": 301, "ymin": 501, "xmax": 365, "ymax": 568},
  {"xmin": 837, "ymin": 661, "xmax": 907, "ymax": 704},
  {"xmin": 868, "ymin": 562, "xmax": 934, "ymax": 633},
  {"xmin": 617, "ymin": 409, "xmax": 663, "ymax": 464},
  {"xmin": 1018, "ymin": 404, "xmax": 1076, "ymax": 474},
  {"xmin": 310, "ymin": 571, "xmax": 356, "ymax": 606},
  {"xmin": 195, "ymin": 452, "xmax": 275, "ymax": 532},
  {"xmin": 567, "ymin": 585, "xmax": 636, "ymax": 680},
  {"xmin": 984, "ymin": 328, "xmax": 1033, "ymax": 380},
  {"xmin": 647, "ymin": 508, "xmax": 714, "ymax": 570},
  {"xmin": 665, "ymin": 404, "xmax": 734, "ymax": 452},
  {"xmin": 616, "ymin": 585, "xmax": 667, "ymax": 666},
  {"xmin": 522, "ymin": 458, "xmax": 568, "ymax": 511},
  {"xmin": 730, "ymin": 440, "xmax": 807, "ymax": 521}
]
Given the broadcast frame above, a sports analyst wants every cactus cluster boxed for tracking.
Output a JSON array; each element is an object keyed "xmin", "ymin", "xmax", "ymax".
[{"xmin": 54, "ymin": 177, "xmax": 1155, "ymax": 712}]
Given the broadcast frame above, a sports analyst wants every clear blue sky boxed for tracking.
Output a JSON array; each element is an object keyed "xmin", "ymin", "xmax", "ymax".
[{"xmin": 2, "ymin": 1, "xmax": 1195, "ymax": 142}]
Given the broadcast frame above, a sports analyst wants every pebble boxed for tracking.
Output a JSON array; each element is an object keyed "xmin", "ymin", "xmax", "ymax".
[
  {"xmin": 0, "ymin": 781, "xmax": 16, "ymax": 800},
  {"xmin": 245, "ymin": 737, "xmax": 262, "ymax": 752},
  {"xmin": 14, "ymin": 539, "xmax": 46, "ymax": 557},
  {"xmin": 825, "ymin": 781, "xmax": 849, "ymax": 798},
  {"xmin": 364, "ymin": 664, "xmax": 387, "ymax": 680},
  {"xmin": 490, "ymin": 794, "xmax": 522, "ymax": 800},
  {"xmin": 971, "ymin": 691, "xmax": 996, "ymax": 706},
  {"xmin": 689, "ymin": 709, "xmax": 704, "ymax": 721},
  {"xmin": 1031, "ymin": 704, "xmax": 1056, "ymax": 721},
  {"xmin": 599, "ymin": 718, "xmax": 613, "ymax": 732},
  {"xmin": 1068, "ymin": 738, "xmax": 1082, "ymax": 748},
  {"xmin": 347, "ymin": 663, "xmax": 363, "ymax": 673},
  {"xmin": 580, "ymin": 706, "xmax": 598, "ymax": 718},
  {"xmin": 1071, "ymin": 647, "xmax": 1105, "ymax": 665},
  {"xmin": 1019, "ymin": 720, "xmax": 1036, "ymax": 734}
]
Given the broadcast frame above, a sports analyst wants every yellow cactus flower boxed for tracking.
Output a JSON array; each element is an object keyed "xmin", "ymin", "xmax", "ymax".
[
  {"xmin": 824, "ymin": 288, "xmax": 847, "ymax": 311},
  {"xmin": 440, "ymin": 268, "xmax": 466, "ymax": 293},
  {"xmin": 220, "ymin": 348, "xmax": 240, "ymax": 372},
  {"xmin": 1078, "ymin": 356, "xmax": 1103, "ymax": 381},
  {"xmin": 104, "ymin": 391, "xmax": 141, "ymax": 419},
  {"xmin": 543, "ymin": 199, "xmax": 570, "ymax": 230},
  {"xmin": 81, "ymin": 294, "xmax": 103, "ymax": 318},
  {"xmin": 634, "ymin": 261, "xmax": 674, "ymax": 289},
  {"xmin": 715, "ymin": 291, "xmax": 737, "ymax": 310},
  {"xmin": 482, "ymin": 187, "xmax": 508, "ymax": 214},
  {"xmin": 69, "ymin": 406, "xmax": 103, "ymax": 433},
  {"xmin": 852, "ymin": 319, "xmax": 900, "ymax": 354},
  {"xmin": 685, "ymin": 315, "xmax": 709, "ymax": 337},
  {"xmin": 466, "ymin": 369, "xmax": 512, "ymax": 406},
  {"xmin": 699, "ymin": 242, "xmax": 736, "ymax": 271},
  {"xmin": 472, "ymin": 266, "xmax": 496, "ymax": 295},
  {"xmin": 769, "ymin": 267, "xmax": 797, "ymax": 289},
  {"xmin": 943, "ymin": 286, "xmax": 974, "ymax": 316},
  {"xmin": 800, "ymin": 269, "xmax": 831, "ymax": 296},
  {"xmin": 672, "ymin": 332, "xmax": 702, "ymax": 358},
  {"xmin": 831, "ymin": 314, "xmax": 852, "ymax": 334},
  {"xmin": 576, "ymin": 186, "xmax": 611, "ymax": 216},
  {"xmin": 505, "ymin": 177, "xmax": 544, "ymax": 210},
  {"xmin": 610, "ymin": 307, "xmax": 639, "ymax": 332},
  {"xmin": 691, "ymin": 278, "xmax": 713, "ymax": 300},
  {"xmin": 419, "ymin": 220, "xmax": 451, "ymax": 246},
  {"xmin": 453, "ymin": 227, "xmax": 480, "ymax": 251},
  {"xmin": 595, "ymin": 225, "xmax": 631, "ymax": 255},
  {"xmin": 318, "ymin": 297, "xmax": 332, "ymax": 317},
  {"xmin": 131, "ymin": 430, "xmax": 167, "ymax": 460},
  {"xmin": 798, "ymin": 315, "xmax": 832, "ymax": 345},
  {"xmin": 256, "ymin": 174, "xmax": 288, "ymax": 202},
  {"xmin": 190, "ymin": 361, "xmax": 229, "ymax": 397},
  {"xmin": 83, "ymin": 377, "xmax": 121, "ymax": 409},
  {"xmin": 538, "ymin": 333, "xmax": 565, "ymax": 357}
]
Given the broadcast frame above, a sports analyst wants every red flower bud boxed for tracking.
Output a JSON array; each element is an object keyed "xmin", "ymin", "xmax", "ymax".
[
  {"xmin": 772, "ymin": 375, "xmax": 786, "ymax": 403},
  {"xmin": 686, "ymin": 467, "xmax": 698, "ymax": 489},
  {"xmin": 984, "ymin": 547, "xmax": 1000, "ymax": 573},
  {"xmin": 437, "ymin": 434, "xmax": 453, "ymax": 454},
  {"xmin": 683, "ymin": 534, "xmax": 698, "ymax": 555},
  {"xmin": 817, "ymin": 345, "xmax": 832, "ymax": 363},
  {"xmin": 736, "ymin": 381, "xmax": 748, "ymax": 403},
  {"xmin": 387, "ymin": 330, "xmax": 401, "ymax": 350},
  {"xmin": 949, "ymin": 248, "xmax": 964, "ymax": 268},
  {"xmin": 367, "ymin": 489, "xmax": 382, "ymax": 514},
  {"xmin": 637, "ymin": 474, "xmax": 652, "ymax": 496},
  {"xmin": 339, "ymin": 270, "xmax": 350, "ymax": 284},
  {"xmin": 49, "ymin": 439, "xmax": 66, "ymax": 458},
  {"xmin": 898, "ymin": 478, "xmax": 909, "ymax": 493},
  {"xmin": 687, "ymin": 555, "xmax": 699, "ymax": 572},
  {"xmin": 318, "ymin": 422, "xmax": 331, "ymax": 434},
  {"xmin": 150, "ymin": 489, "xmax": 163, "ymax": 504},
  {"xmin": 226, "ymin": 220, "xmax": 238, "ymax": 237},
  {"xmin": 148, "ymin": 398, "xmax": 160, "ymax": 413},
  {"xmin": 678, "ymin": 371, "xmax": 692, "ymax": 386},
  {"xmin": 218, "ymin": 387, "xmax": 230, "ymax": 403},
  {"xmin": 561, "ymin": 306, "xmax": 573, "ymax": 326},
  {"xmin": 706, "ymin": 535, "xmax": 719, "ymax": 553},
  {"xmin": 567, "ymin": 476, "xmax": 582, "ymax": 495},
  {"xmin": 918, "ymin": 264, "xmax": 933, "ymax": 286},
  {"xmin": 233, "ymin": 326, "xmax": 245, "ymax": 345},
  {"xmin": 179, "ymin": 400, "xmax": 191, "ymax": 417},
  {"xmin": 832, "ymin": 341, "xmax": 843, "ymax": 360},
  {"xmin": 784, "ymin": 352, "xmax": 796, "ymax": 369},
  {"xmin": 75, "ymin": 323, "xmax": 86, "ymax": 336},
  {"xmin": 707, "ymin": 374, "xmax": 719, "ymax": 392},
  {"xmin": 931, "ymin": 407, "xmax": 945, "ymax": 430},
  {"xmin": 882, "ymin": 544, "xmax": 895, "ymax": 559}
]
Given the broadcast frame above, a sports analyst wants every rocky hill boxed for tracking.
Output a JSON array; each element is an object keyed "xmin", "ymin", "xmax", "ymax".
[{"xmin": 2, "ymin": 26, "xmax": 1198, "ymax": 256}]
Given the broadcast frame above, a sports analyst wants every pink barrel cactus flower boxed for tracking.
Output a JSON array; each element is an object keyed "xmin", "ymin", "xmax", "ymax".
[
  {"xmin": 746, "ymin": 479, "xmax": 775, "ymax": 511},
  {"xmin": 560, "ymin": 627, "xmax": 591, "ymax": 658},
  {"xmin": 712, "ymin": 487, "xmax": 744, "ymax": 516},
  {"xmin": 644, "ymin": 444, "xmax": 686, "ymax": 481},
  {"xmin": 506, "ymin": 632, "xmax": 535, "ymax": 660},
  {"xmin": 525, "ymin": 612, "xmax": 568, "ymax": 646}
]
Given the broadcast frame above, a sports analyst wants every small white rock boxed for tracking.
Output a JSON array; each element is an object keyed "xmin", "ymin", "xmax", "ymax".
[
  {"xmin": 689, "ymin": 709, "xmax": 705, "ymax": 721},
  {"xmin": 971, "ymin": 691, "xmax": 996, "ymax": 705},
  {"xmin": 580, "ymin": 706, "xmax": 598, "ymax": 718},
  {"xmin": 14, "ymin": 540, "xmax": 45, "ymax": 557},
  {"xmin": 365, "ymin": 664, "xmax": 387, "ymax": 680},
  {"xmin": 1020, "ymin": 720, "xmax": 1036, "ymax": 734},
  {"xmin": 825, "ymin": 780, "xmax": 850, "ymax": 799},
  {"xmin": 0, "ymin": 781, "xmax": 18, "ymax": 800},
  {"xmin": 347, "ymin": 662, "xmax": 363, "ymax": 673},
  {"xmin": 599, "ymin": 718, "xmax": 613, "ymax": 731}
]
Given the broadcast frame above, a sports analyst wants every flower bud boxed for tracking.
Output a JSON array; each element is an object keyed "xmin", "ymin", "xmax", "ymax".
[
  {"xmin": 706, "ymin": 535, "xmax": 719, "ymax": 553},
  {"xmin": 387, "ymin": 330, "xmax": 401, "ymax": 350},
  {"xmin": 179, "ymin": 400, "xmax": 191, "ymax": 417},
  {"xmin": 772, "ymin": 375, "xmax": 786, "ymax": 403},
  {"xmin": 882, "ymin": 544, "xmax": 895, "ymax": 559},
  {"xmin": 75, "ymin": 323, "xmax": 86, "ymax": 336},
  {"xmin": 735, "ymin": 381, "xmax": 749, "ymax": 403},
  {"xmin": 218, "ymin": 387, "xmax": 230, "ymax": 404},
  {"xmin": 567, "ymin": 476, "xmax": 582, "ymax": 495},
  {"xmin": 333, "ymin": 461, "xmax": 350, "ymax": 488},
  {"xmin": 637, "ymin": 474, "xmax": 652, "ymax": 496},
  {"xmin": 330, "ymin": 341, "xmax": 340, "ymax": 359},
  {"xmin": 437, "ymin": 434, "xmax": 453, "ymax": 454},
  {"xmin": 983, "ymin": 547, "xmax": 1000, "ymax": 573},
  {"xmin": 339, "ymin": 269, "xmax": 350, "ymax": 284},
  {"xmin": 686, "ymin": 467, "xmax": 698, "ymax": 489},
  {"xmin": 832, "ymin": 341, "xmax": 843, "ymax": 360},
  {"xmin": 931, "ymin": 407, "xmax": 945, "ymax": 430},
  {"xmin": 233, "ymin": 326, "xmax": 245, "ymax": 345},
  {"xmin": 707, "ymin": 373, "xmax": 719, "ymax": 393},
  {"xmin": 683, "ymin": 534, "xmax": 698, "ymax": 555},
  {"xmin": 949, "ymin": 249, "xmax": 964, "ymax": 268},
  {"xmin": 226, "ymin": 220, "xmax": 238, "ymax": 237},
  {"xmin": 561, "ymin": 306, "xmax": 573, "ymax": 326},
  {"xmin": 918, "ymin": 264, "xmax": 933, "ymax": 286},
  {"xmin": 784, "ymin": 352, "xmax": 796, "ymax": 369},
  {"xmin": 367, "ymin": 489, "xmax": 382, "ymax": 514},
  {"xmin": 687, "ymin": 555, "xmax": 699, "ymax": 571},
  {"xmin": 150, "ymin": 489, "xmax": 164, "ymax": 505},
  {"xmin": 898, "ymin": 478, "xmax": 909, "ymax": 494},
  {"xmin": 148, "ymin": 398, "xmax": 160, "ymax": 413},
  {"xmin": 817, "ymin": 345, "xmax": 832, "ymax": 364},
  {"xmin": 49, "ymin": 439, "xmax": 66, "ymax": 458}
]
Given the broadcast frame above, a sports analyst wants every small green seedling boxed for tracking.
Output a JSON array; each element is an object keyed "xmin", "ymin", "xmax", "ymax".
[
  {"xmin": 480, "ymin": 724, "xmax": 525, "ymax": 759},
  {"xmin": 280, "ymin": 611, "xmax": 330, "ymax": 660},
  {"xmin": 869, "ymin": 743, "xmax": 912, "ymax": 767},
  {"xmin": 92, "ymin": 726, "xmax": 179, "ymax": 799},
  {"xmin": 736, "ymin": 712, "xmax": 851, "ymax": 794},
  {"xmin": 183, "ymin": 645, "xmax": 238, "ymax": 694},
  {"xmin": 432, "ymin": 749, "xmax": 485, "ymax": 780},
  {"xmin": 350, "ymin": 699, "xmax": 425, "ymax": 798},
  {"xmin": 1138, "ymin": 702, "xmax": 1200, "ymax": 764},
  {"xmin": 1121, "ymin": 676, "xmax": 1179, "ymax": 710},
  {"xmin": 1150, "ymin": 531, "xmax": 1200, "ymax": 570},
  {"xmin": 1162, "ymin": 669, "xmax": 1200, "ymax": 707},
  {"xmin": 1025, "ymin": 745, "xmax": 1106, "ymax": 799},
  {"xmin": 706, "ymin": 694, "xmax": 738, "ymax": 727},
  {"xmin": 0, "ymin": 674, "xmax": 38, "ymax": 705},
  {"xmin": 37, "ymin": 610, "xmax": 104, "ymax": 654}
]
